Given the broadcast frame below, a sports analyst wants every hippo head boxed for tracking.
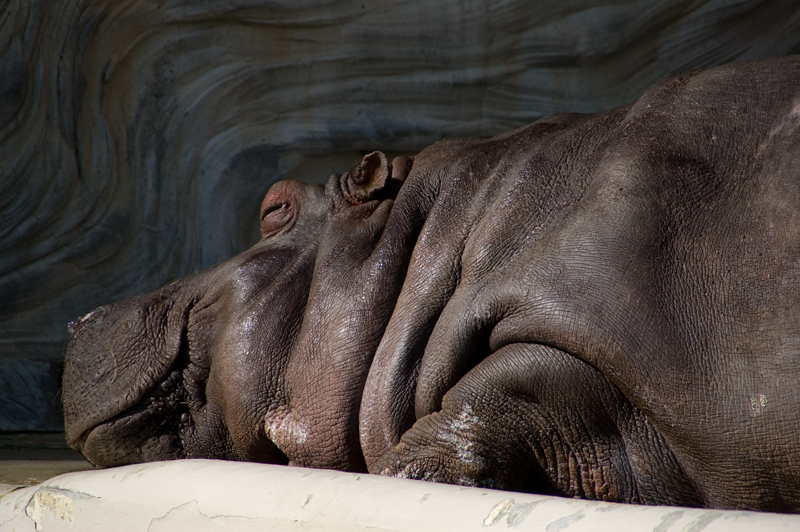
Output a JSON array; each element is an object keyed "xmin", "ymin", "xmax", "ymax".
[{"xmin": 62, "ymin": 152, "xmax": 412, "ymax": 469}]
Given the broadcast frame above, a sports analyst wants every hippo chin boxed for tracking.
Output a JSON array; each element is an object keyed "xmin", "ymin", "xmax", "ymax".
[{"xmin": 63, "ymin": 56, "xmax": 800, "ymax": 512}]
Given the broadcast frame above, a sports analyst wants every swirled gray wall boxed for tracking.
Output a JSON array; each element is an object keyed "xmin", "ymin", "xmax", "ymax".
[{"xmin": 1, "ymin": 0, "xmax": 799, "ymax": 430}]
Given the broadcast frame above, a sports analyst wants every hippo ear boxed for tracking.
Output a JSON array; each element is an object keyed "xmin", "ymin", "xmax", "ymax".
[
  {"xmin": 390, "ymin": 155, "xmax": 414, "ymax": 183},
  {"xmin": 343, "ymin": 151, "xmax": 391, "ymax": 204}
]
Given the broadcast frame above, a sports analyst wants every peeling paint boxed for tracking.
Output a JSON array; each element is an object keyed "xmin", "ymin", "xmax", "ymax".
[
  {"xmin": 3, "ymin": 461, "xmax": 799, "ymax": 532},
  {"xmin": 25, "ymin": 487, "xmax": 98, "ymax": 531},
  {"xmin": 653, "ymin": 510, "xmax": 684, "ymax": 532},
  {"xmin": 482, "ymin": 498, "xmax": 541, "ymax": 528},
  {"xmin": 545, "ymin": 510, "xmax": 585, "ymax": 532},
  {"xmin": 505, "ymin": 501, "xmax": 538, "ymax": 527},
  {"xmin": 301, "ymin": 494, "xmax": 313, "ymax": 509},
  {"xmin": 25, "ymin": 490, "xmax": 75, "ymax": 531},
  {"xmin": 683, "ymin": 513, "xmax": 722, "ymax": 532},
  {"xmin": 484, "ymin": 498, "xmax": 515, "ymax": 526}
]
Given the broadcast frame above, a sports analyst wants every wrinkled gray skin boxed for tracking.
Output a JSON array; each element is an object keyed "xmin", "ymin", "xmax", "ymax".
[{"xmin": 63, "ymin": 56, "xmax": 800, "ymax": 511}]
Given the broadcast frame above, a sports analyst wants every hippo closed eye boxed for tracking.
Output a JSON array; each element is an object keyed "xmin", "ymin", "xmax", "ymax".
[{"xmin": 64, "ymin": 56, "xmax": 800, "ymax": 511}]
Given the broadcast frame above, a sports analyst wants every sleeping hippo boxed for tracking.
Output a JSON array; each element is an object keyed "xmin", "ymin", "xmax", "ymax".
[{"xmin": 63, "ymin": 56, "xmax": 800, "ymax": 512}]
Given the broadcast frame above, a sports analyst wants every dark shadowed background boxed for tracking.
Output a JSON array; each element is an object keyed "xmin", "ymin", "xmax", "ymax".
[{"xmin": 1, "ymin": 0, "xmax": 799, "ymax": 431}]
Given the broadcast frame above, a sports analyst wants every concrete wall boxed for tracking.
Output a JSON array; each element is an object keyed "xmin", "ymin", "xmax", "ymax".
[{"xmin": 1, "ymin": 0, "xmax": 799, "ymax": 430}]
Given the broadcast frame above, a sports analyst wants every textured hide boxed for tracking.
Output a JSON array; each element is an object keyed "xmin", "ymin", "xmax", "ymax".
[{"xmin": 1, "ymin": 0, "xmax": 799, "ymax": 429}]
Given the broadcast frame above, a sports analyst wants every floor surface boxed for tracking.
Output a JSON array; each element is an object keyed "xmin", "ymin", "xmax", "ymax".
[{"xmin": 0, "ymin": 432, "xmax": 94, "ymax": 486}]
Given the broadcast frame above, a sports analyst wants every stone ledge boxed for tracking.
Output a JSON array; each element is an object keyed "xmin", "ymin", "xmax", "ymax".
[{"xmin": 1, "ymin": 459, "xmax": 798, "ymax": 531}]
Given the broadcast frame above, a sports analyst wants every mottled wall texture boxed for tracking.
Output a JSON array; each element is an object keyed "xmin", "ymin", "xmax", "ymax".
[{"xmin": 2, "ymin": 0, "xmax": 799, "ymax": 431}]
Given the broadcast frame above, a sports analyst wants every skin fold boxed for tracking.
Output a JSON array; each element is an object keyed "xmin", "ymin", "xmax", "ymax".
[{"xmin": 63, "ymin": 56, "xmax": 800, "ymax": 511}]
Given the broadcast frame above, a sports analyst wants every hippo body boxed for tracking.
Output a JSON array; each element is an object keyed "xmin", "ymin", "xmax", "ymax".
[{"xmin": 63, "ymin": 56, "xmax": 800, "ymax": 511}]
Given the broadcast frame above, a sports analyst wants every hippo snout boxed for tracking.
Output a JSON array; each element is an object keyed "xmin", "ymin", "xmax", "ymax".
[{"xmin": 62, "ymin": 287, "xmax": 189, "ymax": 457}]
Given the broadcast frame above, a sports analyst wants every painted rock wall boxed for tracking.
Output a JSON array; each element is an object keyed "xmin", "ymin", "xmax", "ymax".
[{"xmin": 2, "ymin": 0, "xmax": 799, "ymax": 430}]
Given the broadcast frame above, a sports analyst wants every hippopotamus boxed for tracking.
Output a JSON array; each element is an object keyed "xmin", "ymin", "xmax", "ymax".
[{"xmin": 62, "ymin": 55, "xmax": 800, "ymax": 512}]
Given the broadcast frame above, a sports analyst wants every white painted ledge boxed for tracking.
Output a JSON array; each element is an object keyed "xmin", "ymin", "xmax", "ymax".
[{"xmin": 0, "ymin": 459, "xmax": 798, "ymax": 531}]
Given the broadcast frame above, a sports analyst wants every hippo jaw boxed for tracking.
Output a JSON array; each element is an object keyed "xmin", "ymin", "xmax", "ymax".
[
  {"xmin": 63, "ymin": 273, "xmax": 240, "ymax": 466},
  {"xmin": 77, "ymin": 359, "xmax": 196, "ymax": 465},
  {"xmin": 62, "ymin": 287, "xmax": 191, "ymax": 463}
]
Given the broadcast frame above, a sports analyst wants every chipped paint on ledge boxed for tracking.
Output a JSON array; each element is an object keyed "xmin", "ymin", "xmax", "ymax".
[
  {"xmin": 26, "ymin": 490, "xmax": 74, "ymax": 530},
  {"xmin": 0, "ymin": 460, "xmax": 799, "ymax": 532}
]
